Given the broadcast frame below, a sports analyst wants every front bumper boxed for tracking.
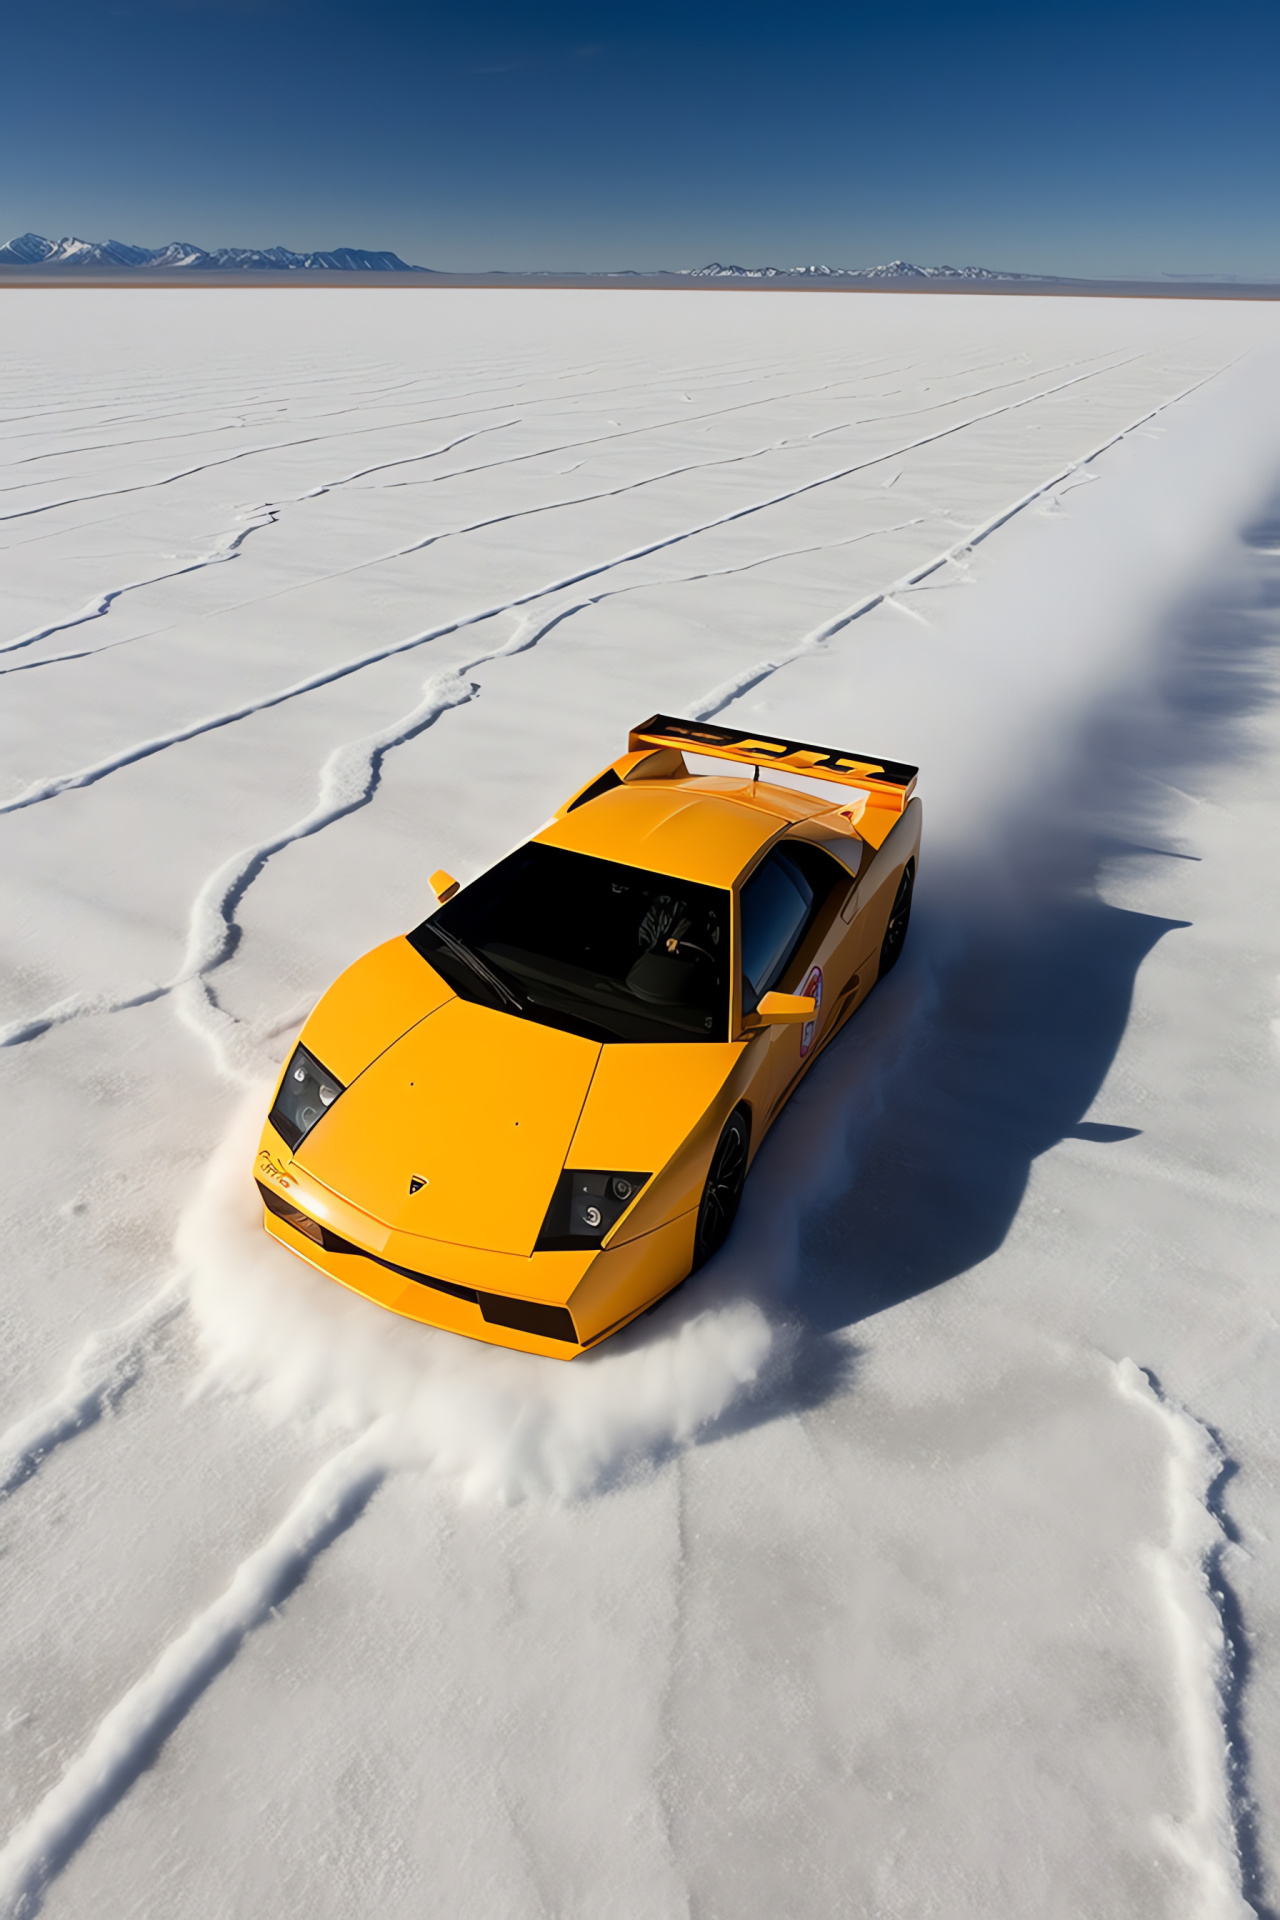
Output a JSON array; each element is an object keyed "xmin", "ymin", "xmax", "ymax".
[{"xmin": 255, "ymin": 1131, "xmax": 697, "ymax": 1359}]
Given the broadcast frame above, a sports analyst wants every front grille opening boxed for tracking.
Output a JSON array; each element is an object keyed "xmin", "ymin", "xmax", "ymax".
[
  {"xmin": 258, "ymin": 1179, "xmax": 333, "ymax": 1247},
  {"xmin": 478, "ymin": 1294, "xmax": 578, "ymax": 1343},
  {"xmin": 258, "ymin": 1182, "xmax": 577, "ymax": 1339}
]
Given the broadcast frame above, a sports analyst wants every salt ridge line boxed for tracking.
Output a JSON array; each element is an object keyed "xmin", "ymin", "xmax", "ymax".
[
  {"xmin": 175, "ymin": 519, "xmax": 941, "ymax": 1073},
  {"xmin": 0, "ymin": 345, "xmax": 1115, "ymax": 608},
  {"xmin": 0, "ymin": 405, "xmax": 941, "ymax": 675},
  {"xmin": 172, "ymin": 668, "xmax": 479, "ymax": 1076},
  {"xmin": 0, "ymin": 355, "xmax": 894, "ymax": 663},
  {"xmin": 0, "ymin": 509, "xmax": 278, "ymax": 662},
  {"xmin": 459, "ymin": 510, "xmax": 931, "ymax": 720},
  {"xmin": 388, "ymin": 347, "xmax": 1117, "ymax": 498},
  {"xmin": 0, "ymin": 1427, "xmax": 390, "ymax": 1920},
  {"xmin": 0, "ymin": 341, "xmax": 921, "ymax": 587},
  {"xmin": 323, "ymin": 348, "xmax": 1122, "ymax": 525},
  {"xmin": 0, "ymin": 345, "xmax": 850, "ymax": 496},
  {"xmin": 0, "ymin": 371, "xmax": 432, "ymax": 470},
  {"xmin": 0, "ymin": 1281, "xmax": 185, "ymax": 1501},
  {"xmin": 0, "ymin": 354, "xmax": 1162, "ymax": 816},
  {"xmin": 0, "ymin": 353, "xmax": 854, "ymax": 663},
  {"xmin": 0, "ymin": 339, "xmax": 946, "ymax": 660},
  {"xmin": 0, "ymin": 429, "xmax": 331, "ymax": 527},
  {"xmin": 1114, "ymin": 1361, "xmax": 1257, "ymax": 1920},
  {"xmin": 690, "ymin": 368, "xmax": 1224, "ymax": 720},
  {"xmin": 0, "ymin": 361, "xmax": 1221, "ymax": 1057},
  {"xmin": 0, "ymin": 420, "xmax": 517, "ymax": 663},
  {"xmin": 0, "ymin": 517, "xmax": 927, "ymax": 1060},
  {"xmin": 0, "ymin": 354, "xmax": 423, "ymax": 426},
  {"xmin": 0, "ymin": 359, "xmax": 577, "ymax": 520},
  {"xmin": 0, "ymin": 365, "xmax": 444, "ymax": 447},
  {"xmin": 799, "ymin": 347, "xmax": 1114, "ymax": 444},
  {"xmin": 0, "ymin": 390, "xmax": 281, "ymax": 439},
  {"xmin": 0, "ymin": 414, "xmax": 263, "ymax": 482},
  {"xmin": 0, "ymin": 369, "xmax": 1222, "ymax": 1058}
]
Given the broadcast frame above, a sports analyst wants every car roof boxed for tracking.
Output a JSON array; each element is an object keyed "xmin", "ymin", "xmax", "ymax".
[{"xmin": 534, "ymin": 775, "xmax": 834, "ymax": 888}]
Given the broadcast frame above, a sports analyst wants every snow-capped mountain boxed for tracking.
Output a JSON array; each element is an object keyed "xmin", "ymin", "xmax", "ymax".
[
  {"xmin": 0, "ymin": 233, "xmax": 1056, "ymax": 281},
  {"xmin": 682, "ymin": 260, "xmax": 1039, "ymax": 281},
  {"xmin": 0, "ymin": 232, "xmax": 426, "ymax": 272}
]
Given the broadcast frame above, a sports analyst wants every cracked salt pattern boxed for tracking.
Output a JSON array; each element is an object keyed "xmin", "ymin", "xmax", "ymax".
[{"xmin": 2, "ymin": 289, "xmax": 1280, "ymax": 1918}]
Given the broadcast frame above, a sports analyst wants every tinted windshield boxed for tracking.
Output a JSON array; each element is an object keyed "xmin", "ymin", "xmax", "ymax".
[{"xmin": 409, "ymin": 842, "xmax": 730, "ymax": 1044}]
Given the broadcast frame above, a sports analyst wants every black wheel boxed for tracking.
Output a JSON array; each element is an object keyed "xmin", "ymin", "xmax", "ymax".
[
  {"xmin": 692, "ymin": 1108, "xmax": 750, "ymax": 1270},
  {"xmin": 878, "ymin": 861, "xmax": 915, "ymax": 977}
]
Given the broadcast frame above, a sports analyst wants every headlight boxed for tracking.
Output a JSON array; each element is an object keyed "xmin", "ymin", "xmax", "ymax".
[
  {"xmin": 536, "ymin": 1168, "xmax": 650, "ymax": 1252},
  {"xmin": 268, "ymin": 1045, "xmax": 345, "ymax": 1150}
]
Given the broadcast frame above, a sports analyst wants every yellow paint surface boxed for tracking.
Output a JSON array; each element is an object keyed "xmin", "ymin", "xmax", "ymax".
[{"xmin": 297, "ymin": 996, "xmax": 600, "ymax": 1255}]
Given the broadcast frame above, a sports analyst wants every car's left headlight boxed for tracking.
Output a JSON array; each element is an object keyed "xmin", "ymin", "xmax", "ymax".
[
  {"xmin": 269, "ymin": 1045, "xmax": 345, "ymax": 1150},
  {"xmin": 536, "ymin": 1168, "xmax": 650, "ymax": 1251}
]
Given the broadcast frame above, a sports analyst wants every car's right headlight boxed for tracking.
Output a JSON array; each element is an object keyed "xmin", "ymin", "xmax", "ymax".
[
  {"xmin": 268, "ymin": 1044, "xmax": 345, "ymax": 1150},
  {"xmin": 535, "ymin": 1168, "xmax": 650, "ymax": 1251}
]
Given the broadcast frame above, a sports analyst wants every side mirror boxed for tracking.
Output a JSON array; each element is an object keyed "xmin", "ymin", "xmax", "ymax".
[
  {"xmin": 429, "ymin": 868, "xmax": 459, "ymax": 904},
  {"xmin": 752, "ymin": 990, "xmax": 817, "ymax": 1026}
]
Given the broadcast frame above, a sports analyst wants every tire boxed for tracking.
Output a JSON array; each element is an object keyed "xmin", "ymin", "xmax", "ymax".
[
  {"xmin": 878, "ymin": 861, "xmax": 915, "ymax": 978},
  {"xmin": 692, "ymin": 1108, "xmax": 750, "ymax": 1270}
]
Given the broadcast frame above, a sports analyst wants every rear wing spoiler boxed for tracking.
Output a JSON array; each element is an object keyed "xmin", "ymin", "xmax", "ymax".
[{"xmin": 628, "ymin": 713, "xmax": 918, "ymax": 820}]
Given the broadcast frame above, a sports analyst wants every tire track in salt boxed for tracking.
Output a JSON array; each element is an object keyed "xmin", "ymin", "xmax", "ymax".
[
  {"xmin": 0, "ymin": 328, "xmax": 1089, "ymax": 683},
  {"xmin": 0, "ymin": 367, "xmax": 1228, "ymax": 1056},
  {"xmin": 0, "ymin": 348, "xmax": 821, "ymax": 509},
  {"xmin": 378, "ymin": 349, "xmax": 1088, "ymax": 494},
  {"xmin": 0, "ymin": 354, "xmax": 1153, "ymax": 816},
  {"xmin": 0, "ymin": 358, "xmax": 881, "ymax": 664},
  {"xmin": 0, "ymin": 345, "xmax": 1091, "ymax": 669},
  {"xmin": 407, "ymin": 346, "xmax": 1127, "ymax": 497},
  {"xmin": 0, "ymin": 356, "xmax": 1242, "ymax": 1912},
  {"xmin": 0, "ymin": 1282, "xmax": 185, "ymax": 1501},
  {"xmin": 0, "ymin": 511, "xmax": 278, "ymax": 665},
  {"xmin": 0, "ymin": 417, "xmax": 258, "ymax": 483},
  {"xmin": 0, "ymin": 519, "xmax": 925, "ymax": 1062},
  {"xmin": 0, "ymin": 342, "xmax": 927, "ymax": 668},
  {"xmin": 0, "ymin": 354, "xmax": 569, "ymax": 521},
  {"xmin": 690, "ymin": 370, "xmax": 1223, "ymax": 720},
  {"xmin": 0, "ymin": 431, "xmax": 331, "ymax": 527},
  {"xmin": 0, "ymin": 665, "xmax": 469, "ymax": 1057},
  {"xmin": 1115, "ymin": 1361, "xmax": 1266, "ymax": 1920},
  {"xmin": 0, "ymin": 1426, "xmax": 389, "ymax": 1920},
  {"xmin": 0, "ymin": 421, "xmax": 517, "ymax": 666}
]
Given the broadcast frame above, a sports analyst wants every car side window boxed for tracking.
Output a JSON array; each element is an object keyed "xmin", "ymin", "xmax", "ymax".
[{"xmin": 740, "ymin": 850, "xmax": 814, "ymax": 1011}]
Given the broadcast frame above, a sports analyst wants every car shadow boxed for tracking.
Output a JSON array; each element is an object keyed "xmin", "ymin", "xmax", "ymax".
[
  {"xmin": 796, "ymin": 889, "xmax": 1186, "ymax": 1334},
  {"xmin": 681, "ymin": 498, "xmax": 1280, "ymax": 1433}
]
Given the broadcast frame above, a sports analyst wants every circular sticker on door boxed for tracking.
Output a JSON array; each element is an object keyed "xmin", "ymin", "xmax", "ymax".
[{"xmin": 799, "ymin": 963, "xmax": 823, "ymax": 1057}]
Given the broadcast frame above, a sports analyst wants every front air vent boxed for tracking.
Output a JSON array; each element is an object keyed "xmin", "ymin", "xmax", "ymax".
[
  {"xmin": 478, "ymin": 1294, "xmax": 578, "ymax": 1344},
  {"xmin": 257, "ymin": 1180, "xmax": 342, "ymax": 1249},
  {"xmin": 258, "ymin": 1182, "xmax": 579, "ymax": 1340}
]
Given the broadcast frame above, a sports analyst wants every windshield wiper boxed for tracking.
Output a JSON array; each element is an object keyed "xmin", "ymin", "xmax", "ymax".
[{"xmin": 429, "ymin": 922, "xmax": 524, "ymax": 1014}]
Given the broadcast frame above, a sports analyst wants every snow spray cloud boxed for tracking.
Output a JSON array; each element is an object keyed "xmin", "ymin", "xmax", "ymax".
[
  {"xmin": 176, "ymin": 367, "xmax": 1280, "ymax": 1493},
  {"xmin": 177, "ymin": 1092, "xmax": 773, "ymax": 1502},
  {"xmin": 828, "ymin": 355, "xmax": 1280, "ymax": 874}
]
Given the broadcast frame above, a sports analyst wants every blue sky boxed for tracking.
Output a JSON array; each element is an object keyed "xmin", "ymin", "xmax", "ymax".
[{"xmin": 4, "ymin": 0, "xmax": 1278, "ymax": 278}]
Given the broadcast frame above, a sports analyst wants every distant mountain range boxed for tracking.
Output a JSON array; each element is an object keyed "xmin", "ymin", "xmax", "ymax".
[
  {"xmin": 0, "ymin": 232, "xmax": 425, "ymax": 272},
  {"xmin": 0, "ymin": 233, "xmax": 1052, "ymax": 280},
  {"xmin": 680, "ymin": 260, "xmax": 1040, "ymax": 281}
]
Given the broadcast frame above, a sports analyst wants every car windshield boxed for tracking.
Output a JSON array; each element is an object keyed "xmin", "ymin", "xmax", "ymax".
[{"xmin": 408, "ymin": 841, "xmax": 731, "ymax": 1044}]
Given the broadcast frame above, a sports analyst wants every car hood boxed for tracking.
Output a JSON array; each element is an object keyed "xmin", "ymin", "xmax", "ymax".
[{"xmin": 296, "ymin": 997, "xmax": 602, "ymax": 1256}]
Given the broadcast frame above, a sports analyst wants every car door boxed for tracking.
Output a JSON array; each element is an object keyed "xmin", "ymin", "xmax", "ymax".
[{"xmin": 738, "ymin": 840, "xmax": 857, "ymax": 1129}]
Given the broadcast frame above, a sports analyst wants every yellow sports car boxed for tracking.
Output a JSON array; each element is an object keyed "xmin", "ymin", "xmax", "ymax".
[{"xmin": 255, "ymin": 715, "xmax": 920, "ymax": 1358}]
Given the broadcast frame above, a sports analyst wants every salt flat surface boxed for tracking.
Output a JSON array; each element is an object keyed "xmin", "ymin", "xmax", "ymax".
[{"xmin": 2, "ymin": 288, "xmax": 1280, "ymax": 1918}]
